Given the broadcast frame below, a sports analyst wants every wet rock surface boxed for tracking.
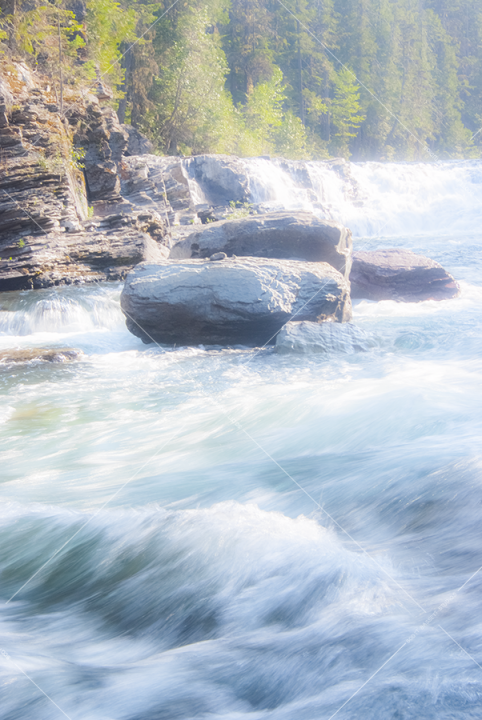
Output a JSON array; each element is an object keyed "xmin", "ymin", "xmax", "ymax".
[
  {"xmin": 275, "ymin": 320, "xmax": 377, "ymax": 354},
  {"xmin": 170, "ymin": 212, "xmax": 352, "ymax": 280},
  {"xmin": 350, "ymin": 249, "xmax": 460, "ymax": 302},
  {"xmin": 121, "ymin": 257, "xmax": 352, "ymax": 346},
  {"xmin": 183, "ymin": 154, "xmax": 250, "ymax": 206}
]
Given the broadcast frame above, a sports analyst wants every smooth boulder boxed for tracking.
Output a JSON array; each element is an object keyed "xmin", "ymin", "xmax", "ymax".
[
  {"xmin": 350, "ymin": 249, "xmax": 460, "ymax": 302},
  {"xmin": 170, "ymin": 212, "xmax": 352, "ymax": 280},
  {"xmin": 121, "ymin": 257, "xmax": 352, "ymax": 346},
  {"xmin": 275, "ymin": 321, "xmax": 377, "ymax": 354}
]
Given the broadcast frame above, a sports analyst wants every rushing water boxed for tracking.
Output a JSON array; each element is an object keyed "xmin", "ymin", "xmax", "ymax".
[{"xmin": 1, "ymin": 160, "xmax": 482, "ymax": 719}]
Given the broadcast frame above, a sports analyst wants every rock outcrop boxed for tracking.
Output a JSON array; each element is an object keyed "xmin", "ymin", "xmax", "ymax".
[
  {"xmin": 0, "ymin": 210, "xmax": 169, "ymax": 291},
  {"xmin": 350, "ymin": 249, "xmax": 460, "ymax": 302},
  {"xmin": 119, "ymin": 155, "xmax": 194, "ymax": 224},
  {"xmin": 170, "ymin": 212, "xmax": 352, "ymax": 280},
  {"xmin": 0, "ymin": 67, "xmax": 89, "ymax": 241},
  {"xmin": 275, "ymin": 320, "xmax": 377, "ymax": 354},
  {"xmin": 121, "ymin": 257, "xmax": 352, "ymax": 346},
  {"xmin": 0, "ymin": 63, "xmax": 169, "ymax": 290},
  {"xmin": 73, "ymin": 102, "xmax": 128, "ymax": 202},
  {"xmin": 183, "ymin": 155, "xmax": 250, "ymax": 206},
  {"xmin": 122, "ymin": 125, "xmax": 154, "ymax": 156}
]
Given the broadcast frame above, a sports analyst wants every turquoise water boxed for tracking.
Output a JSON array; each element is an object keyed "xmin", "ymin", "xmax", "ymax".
[{"xmin": 1, "ymin": 180, "xmax": 482, "ymax": 716}]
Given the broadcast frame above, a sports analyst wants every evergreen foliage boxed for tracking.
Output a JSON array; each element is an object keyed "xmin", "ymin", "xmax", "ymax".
[
  {"xmin": 1, "ymin": 0, "xmax": 482, "ymax": 159},
  {"xmin": 85, "ymin": 0, "xmax": 137, "ymax": 91},
  {"xmin": 329, "ymin": 67, "xmax": 364, "ymax": 158}
]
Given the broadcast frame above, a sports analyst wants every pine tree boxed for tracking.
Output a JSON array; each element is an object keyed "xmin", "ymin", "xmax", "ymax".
[{"xmin": 329, "ymin": 66, "xmax": 365, "ymax": 157}]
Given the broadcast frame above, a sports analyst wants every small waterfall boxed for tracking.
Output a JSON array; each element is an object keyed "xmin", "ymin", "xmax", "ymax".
[
  {"xmin": 246, "ymin": 158, "xmax": 482, "ymax": 237},
  {"xmin": 184, "ymin": 156, "xmax": 482, "ymax": 238},
  {"xmin": 244, "ymin": 157, "xmax": 320, "ymax": 213},
  {"xmin": 0, "ymin": 289, "xmax": 124, "ymax": 337}
]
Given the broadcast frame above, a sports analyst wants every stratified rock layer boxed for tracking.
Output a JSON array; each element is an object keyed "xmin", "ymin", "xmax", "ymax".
[
  {"xmin": 0, "ymin": 64, "xmax": 168, "ymax": 290},
  {"xmin": 350, "ymin": 249, "xmax": 460, "ymax": 302},
  {"xmin": 121, "ymin": 257, "xmax": 352, "ymax": 346},
  {"xmin": 0, "ymin": 211, "xmax": 169, "ymax": 291},
  {"xmin": 170, "ymin": 212, "xmax": 352, "ymax": 280}
]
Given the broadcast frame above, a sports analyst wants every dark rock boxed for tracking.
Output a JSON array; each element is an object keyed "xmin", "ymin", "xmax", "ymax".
[
  {"xmin": 122, "ymin": 125, "xmax": 154, "ymax": 156},
  {"xmin": 350, "ymin": 249, "xmax": 460, "ymax": 302},
  {"xmin": 106, "ymin": 112, "xmax": 128, "ymax": 164},
  {"xmin": 121, "ymin": 257, "xmax": 352, "ymax": 346},
  {"xmin": 74, "ymin": 103, "xmax": 127, "ymax": 201},
  {"xmin": 197, "ymin": 208, "xmax": 218, "ymax": 224},
  {"xmin": 0, "ymin": 222, "xmax": 168, "ymax": 292},
  {"xmin": 275, "ymin": 321, "xmax": 377, "ymax": 354},
  {"xmin": 0, "ymin": 64, "xmax": 173, "ymax": 291},
  {"xmin": 84, "ymin": 159, "xmax": 119, "ymax": 201},
  {"xmin": 209, "ymin": 252, "xmax": 226, "ymax": 261},
  {"xmin": 170, "ymin": 211, "xmax": 352, "ymax": 280},
  {"xmin": 66, "ymin": 0, "xmax": 87, "ymax": 22}
]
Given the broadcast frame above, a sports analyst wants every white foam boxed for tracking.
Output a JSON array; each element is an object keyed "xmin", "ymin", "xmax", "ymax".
[{"xmin": 243, "ymin": 158, "xmax": 482, "ymax": 237}]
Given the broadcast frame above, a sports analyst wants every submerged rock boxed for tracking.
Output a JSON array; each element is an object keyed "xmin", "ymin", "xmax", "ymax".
[
  {"xmin": 350, "ymin": 249, "xmax": 460, "ymax": 302},
  {"xmin": 275, "ymin": 321, "xmax": 377, "ymax": 354},
  {"xmin": 170, "ymin": 211, "xmax": 352, "ymax": 280},
  {"xmin": 0, "ymin": 348, "xmax": 83, "ymax": 364},
  {"xmin": 121, "ymin": 257, "xmax": 351, "ymax": 346}
]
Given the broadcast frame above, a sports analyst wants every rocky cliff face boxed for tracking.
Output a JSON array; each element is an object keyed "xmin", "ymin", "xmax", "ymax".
[{"xmin": 0, "ymin": 61, "xmax": 172, "ymax": 290}]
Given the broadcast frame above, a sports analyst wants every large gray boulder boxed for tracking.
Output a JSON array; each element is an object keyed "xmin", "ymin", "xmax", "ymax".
[
  {"xmin": 121, "ymin": 257, "xmax": 352, "ymax": 346},
  {"xmin": 170, "ymin": 211, "xmax": 352, "ymax": 280},
  {"xmin": 275, "ymin": 321, "xmax": 377, "ymax": 354},
  {"xmin": 350, "ymin": 249, "xmax": 460, "ymax": 302}
]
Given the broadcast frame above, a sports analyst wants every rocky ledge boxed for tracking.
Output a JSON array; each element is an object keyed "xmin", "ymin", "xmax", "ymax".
[{"xmin": 0, "ymin": 209, "xmax": 169, "ymax": 291}]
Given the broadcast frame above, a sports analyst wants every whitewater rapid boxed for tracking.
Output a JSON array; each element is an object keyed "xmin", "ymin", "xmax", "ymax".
[
  {"xmin": 244, "ymin": 157, "xmax": 482, "ymax": 238},
  {"xmin": 1, "ymin": 161, "xmax": 482, "ymax": 719}
]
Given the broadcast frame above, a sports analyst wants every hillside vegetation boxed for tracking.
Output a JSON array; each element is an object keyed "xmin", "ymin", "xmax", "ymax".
[{"xmin": 1, "ymin": 0, "xmax": 482, "ymax": 160}]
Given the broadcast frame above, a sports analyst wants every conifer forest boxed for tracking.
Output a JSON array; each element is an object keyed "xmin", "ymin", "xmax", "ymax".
[{"xmin": 1, "ymin": 0, "xmax": 482, "ymax": 160}]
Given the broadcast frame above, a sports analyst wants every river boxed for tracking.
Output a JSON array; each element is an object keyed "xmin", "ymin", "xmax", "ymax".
[{"xmin": 1, "ymin": 159, "xmax": 482, "ymax": 719}]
